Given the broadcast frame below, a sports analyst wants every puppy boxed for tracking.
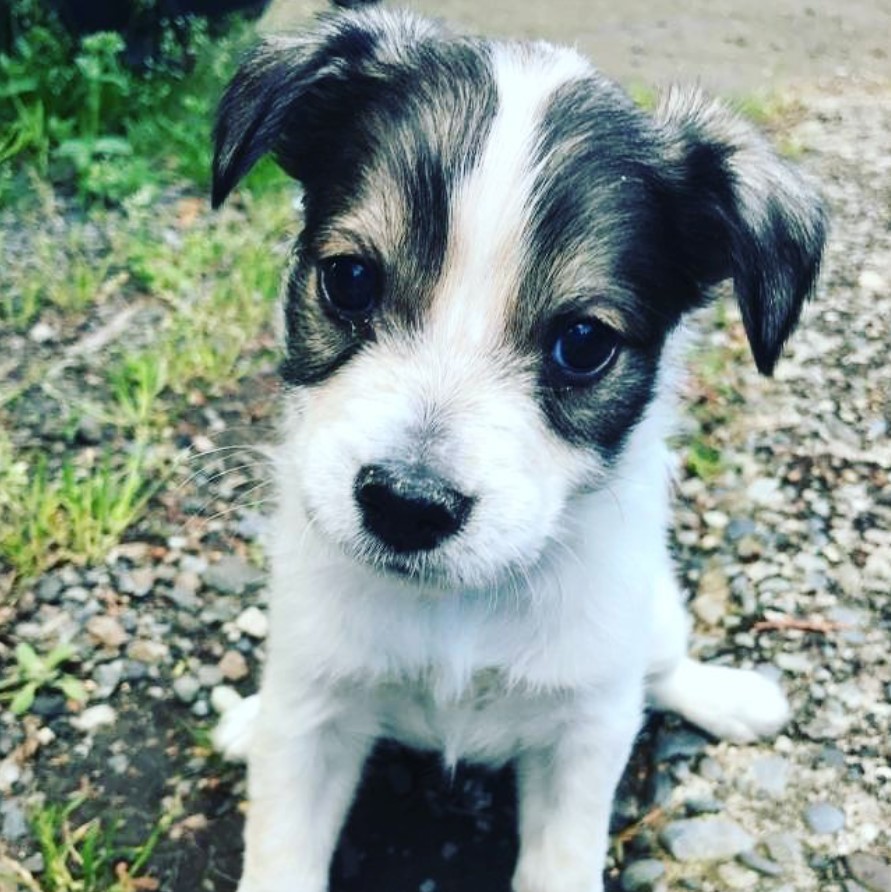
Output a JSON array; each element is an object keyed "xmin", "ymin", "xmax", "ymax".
[{"xmin": 211, "ymin": 2, "xmax": 826, "ymax": 890}]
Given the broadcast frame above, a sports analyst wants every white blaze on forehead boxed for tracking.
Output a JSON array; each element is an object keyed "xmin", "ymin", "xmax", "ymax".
[{"xmin": 430, "ymin": 44, "xmax": 591, "ymax": 347}]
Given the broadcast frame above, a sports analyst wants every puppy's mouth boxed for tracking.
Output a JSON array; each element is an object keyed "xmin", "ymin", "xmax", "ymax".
[{"xmin": 355, "ymin": 542, "xmax": 453, "ymax": 586}]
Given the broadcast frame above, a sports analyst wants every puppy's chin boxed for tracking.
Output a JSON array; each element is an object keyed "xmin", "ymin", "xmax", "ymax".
[{"xmin": 342, "ymin": 533, "xmax": 538, "ymax": 593}]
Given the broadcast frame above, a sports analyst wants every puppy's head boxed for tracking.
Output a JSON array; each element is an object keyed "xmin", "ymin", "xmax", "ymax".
[{"xmin": 213, "ymin": 4, "xmax": 825, "ymax": 588}]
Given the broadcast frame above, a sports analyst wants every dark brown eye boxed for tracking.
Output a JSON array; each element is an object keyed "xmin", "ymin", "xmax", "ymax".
[
  {"xmin": 318, "ymin": 256, "xmax": 381, "ymax": 318},
  {"xmin": 549, "ymin": 318, "xmax": 620, "ymax": 384}
]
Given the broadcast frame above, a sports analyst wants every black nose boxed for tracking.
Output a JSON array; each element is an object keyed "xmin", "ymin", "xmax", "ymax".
[{"xmin": 354, "ymin": 463, "xmax": 473, "ymax": 553}]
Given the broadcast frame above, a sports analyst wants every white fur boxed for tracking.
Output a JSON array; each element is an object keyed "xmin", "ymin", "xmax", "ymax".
[{"xmin": 220, "ymin": 44, "xmax": 791, "ymax": 892}]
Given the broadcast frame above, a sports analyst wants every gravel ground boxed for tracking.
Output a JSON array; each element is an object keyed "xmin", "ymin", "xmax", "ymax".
[{"xmin": 2, "ymin": 50, "xmax": 891, "ymax": 892}]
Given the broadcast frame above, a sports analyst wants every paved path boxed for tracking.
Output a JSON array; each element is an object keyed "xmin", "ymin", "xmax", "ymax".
[{"xmin": 262, "ymin": 0, "xmax": 891, "ymax": 93}]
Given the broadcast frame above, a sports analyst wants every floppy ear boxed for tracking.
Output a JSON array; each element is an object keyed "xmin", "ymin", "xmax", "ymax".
[
  {"xmin": 655, "ymin": 89, "xmax": 827, "ymax": 374},
  {"xmin": 212, "ymin": 3, "xmax": 422, "ymax": 209},
  {"xmin": 211, "ymin": 29, "xmax": 361, "ymax": 208}
]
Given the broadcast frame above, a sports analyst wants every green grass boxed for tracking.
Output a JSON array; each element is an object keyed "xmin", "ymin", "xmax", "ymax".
[
  {"xmin": 28, "ymin": 796, "xmax": 173, "ymax": 892},
  {"xmin": 0, "ymin": 443, "xmax": 161, "ymax": 582}
]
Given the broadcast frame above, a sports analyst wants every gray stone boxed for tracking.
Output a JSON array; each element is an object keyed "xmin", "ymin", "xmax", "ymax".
[
  {"xmin": 117, "ymin": 567, "xmax": 156, "ymax": 598},
  {"xmin": 1, "ymin": 798, "xmax": 28, "ymax": 841},
  {"xmin": 173, "ymin": 675, "xmax": 201, "ymax": 704},
  {"xmin": 108, "ymin": 753, "xmax": 130, "ymax": 774},
  {"xmin": 661, "ymin": 818, "xmax": 754, "ymax": 862},
  {"xmin": 180, "ymin": 554, "xmax": 208, "ymax": 574},
  {"xmin": 200, "ymin": 597, "xmax": 240, "ymax": 625},
  {"xmin": 726, "ymin": 518, "xmax": 757, "ymax": 541},
  {"xmin": 63, "ymin": 585, "xmax": 90, "ymax": 603},
  {"xmin": 75, "ymin": 416, "xmax": 103, "ymax": 445},
  {"xmin": 197, "ymin": 664, "xmax": 223, "ymax": 688},
  {"xmin": 697, "ymin": 757, "xmax": 724, "ymax": 782},
  {"xmin": 716, "ymin": 861, "xmax": 758, "ymax": 890},
  {"xmin": 804, "ymin": 802, "xmax": 845, "ymax": 835},
  {"xmin": 621, "ymin": 859, "xmax": 666, "ymax": 891},
  {"xmin": 93, "ymin": 660, "xmax": 124, "ymax": 699},
  {"xmin": 71, "ymin": 704, "xmax": 117, "ymax": 733},
  {"xmin": 685, "ymin": 796, "xmax": 724, "ymax": 816},
  {"xmin": 738, "ymin": 851, "xmax": 784, "ymax": 877},
  {"xmin": 236, "ymin": 606, "xmax": 268, "ymax": 639},
  {"xmin": 236, "ymin": 510, "xmax": 269, "ymax": 541},
  {"xmin": 655, "ymin": 727, "xmax": 711, "ymax": 763},
  {"xmin": 747, "ymin": 755, "xmax": 791, "ymax": 797},
  {"xmin": 847, "ymin": 853, "xmax": 891, "ymax": 892},
  {"xmin": 763, "ymin": 832, "xmax": 803, "ymax": 865},
  {"xmin": 203, "ymin": 555, "xmax": 264, "ymax": 595},
  {"xmin": 36, "ymin": 575, "xmax": 64, "ymax": 603},
  {"xmin": 165, "ymin": 585, "xmax": 201, "ymax": 612}
]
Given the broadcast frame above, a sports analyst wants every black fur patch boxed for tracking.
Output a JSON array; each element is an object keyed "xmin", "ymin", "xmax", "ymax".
[
  {"xmin": 220, "ymin": 18, "xmax": 499, "ymax": 386},
  {"xmin": 510, "ymin": 79, "xmax": 698, "ymax": 453}
]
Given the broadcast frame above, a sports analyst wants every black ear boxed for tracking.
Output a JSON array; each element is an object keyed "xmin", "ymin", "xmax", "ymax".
[
  {"xmin": 655, "ymin": 89, "xmax": 827, "ymax": 375},
  {"xmin": 212, "ymin": 29, "xmax": 362, "ymax": 208},
  {"xmin": 212, "ymin": 4, "xmax": 409, "ymax": 209}
]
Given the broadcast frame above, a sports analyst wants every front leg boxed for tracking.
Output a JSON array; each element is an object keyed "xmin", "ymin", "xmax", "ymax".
[
  {"xmin": 238, "ymin": 692, "xmax": 375, "ymax": 892},
  {"xmin": 513, "ymin": 691, "xmax": 643, "ymax": 892}
]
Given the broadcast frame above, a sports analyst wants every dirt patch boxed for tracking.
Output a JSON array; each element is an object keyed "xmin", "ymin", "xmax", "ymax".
[{"xmin": 263, "ymin": 0, "xmax": 891, "ymax": 95}]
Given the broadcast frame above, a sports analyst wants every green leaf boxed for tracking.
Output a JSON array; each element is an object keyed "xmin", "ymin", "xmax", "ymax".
[
  {"xmin": 14, "ymin": 642, "xmax": 42, "ymax": 678},
  {"xmin": 0, "ymin": 76, "xmax": 38, "ymax": 98},
  {"xmin": 10, "ymin": 681, "xmax": 38, "ymax": 715},
  {"xmin": 56, "ymin": 675, "xmax": 87, "ymax": 704},
  {"xmin": 44, "ymin": 642, "xmax": 75, "ymax": 671}
]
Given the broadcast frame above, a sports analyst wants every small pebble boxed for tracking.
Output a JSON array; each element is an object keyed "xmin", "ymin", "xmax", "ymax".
[
  {"xmin": 738, "ymin": 851, "xmax": 784, "ymax": 877},
  {"xmin": 36, "ymin": 575, "xmax": 64, "ymax": 603},
  {"xmin": 846, "ymin": 853, "xmax": 891, "ymax": 892},
  {"xmin": 197, "ymin": 664, "xmax": 223, "ymax": 688},
  {"xmin": 173, "ymin": 675, "xmax": 201, "ymax": 704},
  {"xmin": 661, "ymin": 817, "xmax": 754, "ymax": 862},
  {"xmin": 685, "ymin": 796, "xmax": 724, "ymax": 816},
  {"xmin": 93, "ymin": 660, "xmax": 124, "ymax": 699},
  {"xmin": 763, "ymin": 831, "xmax": 803, "ymax": 865},
  {"xmin": 236, "ymin": 606, "xmax": 269, "ymax": 639},
  {"xmin": 127, "ymin": 640, "xmax": 169, "ymax": 665},
  {"xmin": 203, "ymin": 555, "xmax": 264, "ymax": 595},
  {"xmin": 109, "ymin": 753, "xmax": 130, "ymax": 775},
  {"xmin": 1, "ymin": 799, "xmax": 28, "ymax": 842},
  {"xmin": 71, "ymin": 704, "xmax": 117, "ymax": 733},
  {"xmin": 654, "ymin": 727, "xmax": 711, "ymax": 763},
  {"xmin": 86, "ymin": 615, "xmax": 129, "ymax": 649},
  {"xmin": 748, "ymin": 755, "xmax": 790, "ymax": 797},
  {"xmin": 117, "ymin": 567, "xmax": 156, "ymax": 598},
  {"xmin": 804, "ymin": 802, "xmax": 845, "ymax": 835},
  {"xmin": 621, "ymin": 858, "xmax": 666, "ymax": 891},
  {"xmin": 219, "ymin": 649, "xmax": 250, "ymax": 681}
]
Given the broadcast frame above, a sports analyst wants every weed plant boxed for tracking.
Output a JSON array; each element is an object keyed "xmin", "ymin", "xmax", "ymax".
[
  {"xmin": 0, "ymin": 0, "xmax": 255, "ymax": 203},
  {"xmin": 29, "ymin": 796, "xmax": 173, "ymax": 892},
  {"xmin": 0, "ymin": 443, "xmax": 162, "ymax": 581}
]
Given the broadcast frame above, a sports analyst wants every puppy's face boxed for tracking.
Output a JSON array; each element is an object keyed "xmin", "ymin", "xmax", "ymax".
[{"xmin": 214, "ymin": 8, "xmax": 825, "ymax": 588}]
